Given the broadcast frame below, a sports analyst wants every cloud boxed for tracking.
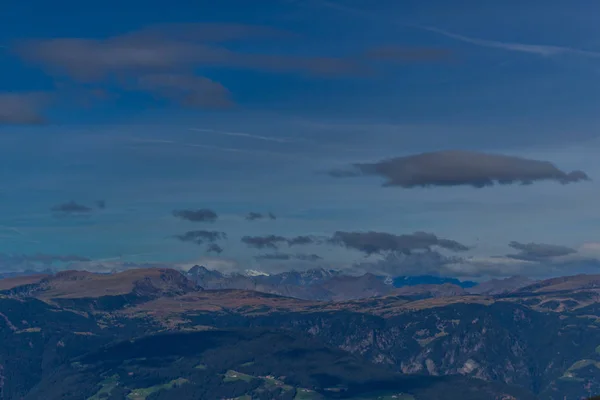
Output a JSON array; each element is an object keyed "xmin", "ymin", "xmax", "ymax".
[
  {"xmin": 0, "ymin": 252, "xmax": 91, "ymax": 272},
  {"xmin": 422, "ymin": 26, "xmax": 600, "ymax": 58},
  {"xmin": 2, "ymin": 253, "xmax": 90, "ymax": 264},
  {"xmin": 242, "ymin": 235, "xmax": 288, "ymax": 249},
  {"xmin": 352, "ymin": 249, "xmax": 461, "ymax": 276},
  {"xmin": 287, "ymin": 235, "xmax": 319, "ymax": 246},
  {"xmin": 10, "ymin": 22, "xmax": 452, "ymax": 113},
  {"xmin": 172, "ymin": 208, "xmax": 218, "ymax": 223},
  {"xmin": 330, "ymin": 230, "xmax": 469, "ymax": 255},
  {"xmin": 411, "ymin": 241, "xmax": 600, "ymax": 278},
  {"xmin": 241, "ymin": 234, "xmax": 321, "ymax": 249},
  {"xmin": 95, "ymin": 200, "xmax": 106, "ymax": 209},
  {"xmin": 255, "ymin": 253, "xmax": 322, "ymax": 262},
  {"xmin": 295, "ymin": 253, "xmax": 323, "ymax": 262},
  {"xmin": 174, "ymin": 230, "xmax": 227, "ymax": 245},
  {"xmin": 507, "ymin": 241, "xmax": 577, "ymax": 261},
  {"xmin": 330, "ymin": 150, "xmax": 590, "ymax": 188},
  {"xmin": 246, "ymin": 212, "xmax": 263, "ymax": 221},
  {"xmin": 134, "ymin": 73, "xmax": 232, "ymax": 108},
  {"xmin": 18, "ymin": 34, "xmax": 360, "ymax": 77},
  {"xmin": 245, "ymin": 212, "xmax": 277, "ymax": 221},
  {"xmin": 51, "ymin": 201, "xmax": 94, "ymax": 215},
  {"xmin": 255, "ymin": 253, "xmax": 292, "ymax": 260},
  {"xmin": 0, "ymin": 93, "xmax": 48, "ymax": 124},
  {"xmin": 352, "ymin": 251, "xmax": 550, "ymax": 278},
  {"xmin": 441, "ymin": 256, "xmax": 537, "ymax": 278},
  {"xmin": 207, "ymin": 243, "xmax": 224, "ymax": 254},
  {"xmin": 14, "ymin": 23, "xmax": 364, "ymax": 109}
]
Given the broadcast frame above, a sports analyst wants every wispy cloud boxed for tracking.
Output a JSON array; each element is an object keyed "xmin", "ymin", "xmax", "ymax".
[
  {"xmin": 421, "ymin": 26, "xmax": 600, "ymax": 58},
  {"xmin": 0, "ymin": 92, "xmax": 49, "ymax": 125},
  {"xmin": 307, "ymin": 1, "xmax": 600, "ymax": 60},
  {"xmin": 190, "ymin": 128, "xmax": 297, "ymax": 143}
]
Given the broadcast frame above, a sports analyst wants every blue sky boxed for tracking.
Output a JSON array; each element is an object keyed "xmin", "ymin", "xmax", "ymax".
[{"xmin": 2, "ymin": 0, "xmax": 600, "ymax": 278}]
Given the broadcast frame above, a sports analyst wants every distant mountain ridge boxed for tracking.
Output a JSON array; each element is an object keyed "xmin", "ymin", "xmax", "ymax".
[
  {"xmin": 392, "ymin": 275, "xmax": 477, "ymax": 288},
  {"xmin": 186, "ymin": 265, "xmax": 478, "ymax": 301},
  {"xmin": 467, "ymin": 276, "xmax": 535, "ymax": 295},
  {"xmin": 1, "ymin": 265, "xmax": 538, "ymax": 301}
]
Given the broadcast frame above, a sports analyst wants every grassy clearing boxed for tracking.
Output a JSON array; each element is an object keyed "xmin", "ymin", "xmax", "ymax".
[
  {"xmin": 87, "ymin": 375, "xmax": 119, "ymax": 400},
  {"xmin": 223, "ymin": 370, "xmax": 254, "ymax": 383},
  {"xmin": 126, "ymin": 378, "xmax": 188, "ymax": 400}
]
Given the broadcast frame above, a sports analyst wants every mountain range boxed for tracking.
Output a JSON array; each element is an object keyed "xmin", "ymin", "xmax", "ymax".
[
  {"xmin": 186, "ymin": 266, "xmax": 489, "ymax": 301},
  {"xmin": 2, "ymin": 267, "xmax": 600, "ymax": 399}
]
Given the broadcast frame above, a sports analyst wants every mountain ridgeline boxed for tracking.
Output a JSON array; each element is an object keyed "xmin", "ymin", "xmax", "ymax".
[
  {"xmin": 186, "ymin": 265, "xmax": 481, "ymax": 301},
  {"xmin": 2, "ymin": 267, "xmax": 600, "ymax": 399}
]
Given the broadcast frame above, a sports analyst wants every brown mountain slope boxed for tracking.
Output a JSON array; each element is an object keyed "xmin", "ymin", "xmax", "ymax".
[
  {"xmin": 0, "ymin": 273, "xmax": 49, "ymax": 290},
  {"xmin": 391, "ymin": 283, "xmax": 467, "ymax": 298},
  {"xmin": 516, "ymin": 274, "xmax": 600, "ymax": 293},
  {"xmin": 3, "ymin": 268, "xmax": 197, "ymax": 301}
]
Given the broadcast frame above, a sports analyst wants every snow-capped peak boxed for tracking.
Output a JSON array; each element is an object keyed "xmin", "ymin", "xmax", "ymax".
[{"xmin": 245, "ymin": 269, "xmax": 270, "ymax": 277}]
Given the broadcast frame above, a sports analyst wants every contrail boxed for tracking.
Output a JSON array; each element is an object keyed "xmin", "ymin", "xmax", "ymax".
[
  {"xmin": 190, "ymin": 128, "xmax": 298, "ymax": 143},
  {"xmin": 421, "ymin": 26, "xmax": 600, "ymax": 58}
]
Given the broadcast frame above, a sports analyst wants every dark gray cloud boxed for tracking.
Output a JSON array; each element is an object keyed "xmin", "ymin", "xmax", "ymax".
[
  {"xmin": 366, "ymin": 46, "xmax": 452, "ymax": 62},
  {"xmin": 255, "ymin": 253, "xmax": 292, "ymax": 260},
  {"xmin": 242, "ymin": 235, "xmax": 288, "ymax": 249},
  {"xmin": 95, "ymin": 200, "xmax": 106, "ymax": 209},
  {"xmin": 51, "ymin": 201, "xmax": 94, "ymax": 215},
  {"xmin": 294, "ymin": 253, "xmax": 323, "ymax": 262},
  {"xmin": 255, "ymin": 253, "xmax": 322, "ymax": 262},
  {"xmin": 330, "ymin": 150, "xmax": 590, "ymax": 188},
  {"xmin": 0, "ymin": 93, "xmax": 47, "ymax": 124},
  {"xmin": 206, "ymin": 243, "xmax": 224, "ymax": 254},
  {"xmin": 172, "ymin": 208, "xmax": 218, "ymax": 223},
  {"xmin": 507, "ymin": 241, "xmax": 577, "ymax": 261},
  {"xmin": 175, "ymin": 230, "xmax": 227, "ymax": 245},
  {"xmin": 245, "ymin": 212, "xmax": 277, "ymax": 221},
  {"xmin": 246, "ymin": 212, "xmax": 263, "ymax": 221},
  {"xmin": 330, "ymin": 230, "xmax": 469, "ymax": 255},
  {"xmin": 353, "ymin": 250, "xmax": 460, "ymax": 276},
  {"xmin": 287, "ymin": 235, "xmax": 319, "ymax": 246},
  {"xmin": 241, "ymin": 234, "xmax": 321, "ymax": 249}
]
